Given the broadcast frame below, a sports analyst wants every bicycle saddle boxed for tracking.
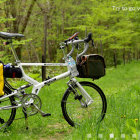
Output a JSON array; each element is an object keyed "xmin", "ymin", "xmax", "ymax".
[{"xmin": 0, "ymin": 32, "xmax": 24, "ymax": 39}]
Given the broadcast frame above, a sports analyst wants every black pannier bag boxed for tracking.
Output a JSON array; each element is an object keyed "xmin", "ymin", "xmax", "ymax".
[
  {"xmin": 76, "ymin": 54, "xmax": 106, "ymax": 80},
  {"xmin": 4, "ymin": 66, "xmax": 23, "ymax": 78}
]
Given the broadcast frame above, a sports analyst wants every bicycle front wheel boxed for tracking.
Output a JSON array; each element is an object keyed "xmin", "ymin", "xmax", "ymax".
[
  {"xmin": 61, "ymin": 81, "xmax": 107, "ymax": 126},
  {"xmin": 0, "ymin": 86, "xmax": 16, "ymax": 130}
]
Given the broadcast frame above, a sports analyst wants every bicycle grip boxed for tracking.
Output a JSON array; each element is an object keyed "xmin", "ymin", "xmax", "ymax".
[
  {"xmin": 84, "ymin": 33, "xmax": 92, "ymax": 43},
  {"xmin": 84, "ymin": 33, "xmax": 94, "ymax": 47}
]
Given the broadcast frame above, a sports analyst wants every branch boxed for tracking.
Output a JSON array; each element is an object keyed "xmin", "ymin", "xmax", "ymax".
[
  {"xmin": 36, "ymin": 1, "xmax": 50, "ymax": 13},
  {"xmin": 21, "ymin": 0, "xmax": 37, "ymax": 33},
  {"xmin": 36, "ymin": 1, "xmax": 46, "ymax": 13}
]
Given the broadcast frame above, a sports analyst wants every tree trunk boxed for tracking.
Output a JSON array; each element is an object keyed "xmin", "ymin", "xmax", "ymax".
[
  {"xmin": 113, "ymin": 49, "xmax": 117, "ymax": 68},
  {"xmin": 133, "ymin": 52, "xmax": 135, "ymax": 60},
  {"xmin": 62, "ymin": 10, "xmax": 65, "ymax": 36},
  {"xmin": 100, "ymin": 35, "xmax": 103, "ymax": 56},
  {"xmin": 138, "ymin": 50, "xmax": 140, "ymax": 60},
  {"xmin": 85, "ymin": 27, "xmax": 87, "ymax": 37},
  {"xmin": 42, "ymin": 55, "xmax": 46, "ymax": 81},
  {"xmin": 96, "ymin": 42, "xmax": 99, "ymax": 54},
  {"xmin": 128, "ymin": 48, "xmax": 131, "ymax": 63},
  {"xmin": 9, "ymin": 0, "xmax": 37, "ymax": 60},
  {"xmin": 137, "ymin": 48, "xmax": 139, "ymax": 61},
  {"xmin": 25, "ymin": 45, "xmax": 31, "ymax": 62},
  {"xmin": 42, "ymin": 13, "xmax": 47, "ymax": 81},
  {"xmin": 123, "ymin": 48, "xmax": 125, "ymax": 65},
  {"xmin": 30, "ymin": 43, "xmax": 40, "ymax": 62},
  {"xmin": 21, "ymin": 0, "xmax": 37, "ymax": 33}
]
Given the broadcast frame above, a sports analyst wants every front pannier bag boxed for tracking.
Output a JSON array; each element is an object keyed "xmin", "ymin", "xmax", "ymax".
[
  {"xmin": 77, "ymin": 54, "xmax": 106, "ymax": 80},
  {"xmin": 4, "ymin": 66, "xmax": 23, "ymax": 78}
]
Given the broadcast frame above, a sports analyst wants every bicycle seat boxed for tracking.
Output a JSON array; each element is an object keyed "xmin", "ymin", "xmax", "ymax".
[{"xmin": 0, "ymin": 32, "xmax": 24, "ymax": 39}]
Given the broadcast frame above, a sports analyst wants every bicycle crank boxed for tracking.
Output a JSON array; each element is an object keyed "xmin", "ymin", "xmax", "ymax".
[
  {"xmin": 22, "ymin": 94, "xmax": 51, "ymax": 117},
  {"xmin": 22, "ymin": 94, "xmax": 42, "ymax": 116},
  {"xmin": 31, "ymin": 103, "xmax": 51, "ymax": 117}
]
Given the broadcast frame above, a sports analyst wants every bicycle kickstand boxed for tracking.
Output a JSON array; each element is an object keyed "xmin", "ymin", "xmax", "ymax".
[{"xmin": 22, "ymin": 107, "xmax": 29, "ymax": 130}]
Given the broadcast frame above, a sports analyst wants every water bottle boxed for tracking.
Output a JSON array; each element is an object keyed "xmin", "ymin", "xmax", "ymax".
[
  {"xmin": 67, "ymin": 56, "xmax": 79, "ymax": 77},
  {"xmin": 68, "ymin": 56, "xmax": 75, "ymax": 67}
]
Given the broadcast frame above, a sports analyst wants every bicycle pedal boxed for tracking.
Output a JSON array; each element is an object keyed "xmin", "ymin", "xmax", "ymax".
[{"xmin": 42, "ymin": 113, "xmax": 51, "ymax": 117}]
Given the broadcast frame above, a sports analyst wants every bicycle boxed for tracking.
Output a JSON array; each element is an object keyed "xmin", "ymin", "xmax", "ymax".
[{"xmin": 0, "ymin": 32, "xmax": 107, "ymax": 129}]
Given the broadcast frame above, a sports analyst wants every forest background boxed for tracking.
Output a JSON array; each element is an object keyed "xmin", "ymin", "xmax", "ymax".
[
  {"xmin": 0, "ymin": 1, "xmax": 140, "ymax": 139},
  {"xmin": 0, "ymin": 0, "xmax": 140, "ymax": 68}
]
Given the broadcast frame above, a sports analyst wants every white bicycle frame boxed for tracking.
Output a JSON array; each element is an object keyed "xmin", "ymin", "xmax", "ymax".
[{"xmin": 0, "ymin": 39, "xmax": 93, "ymax": 110}]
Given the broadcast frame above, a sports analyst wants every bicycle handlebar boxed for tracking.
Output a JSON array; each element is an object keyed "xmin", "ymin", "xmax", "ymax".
[{"xmin": 61, "ymin": 33, "xmax": 94, "ymax": 58}]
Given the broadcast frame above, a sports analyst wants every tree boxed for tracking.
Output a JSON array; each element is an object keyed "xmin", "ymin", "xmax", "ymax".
[{"xmin": 2, "ymin": 0, "xmax": 37, "ymax": 59}]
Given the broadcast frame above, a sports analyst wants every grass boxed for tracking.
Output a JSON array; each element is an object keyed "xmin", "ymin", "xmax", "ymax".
[{"xmin": 1, "ymin": 61, "xmax": 140, "ymax": 139}]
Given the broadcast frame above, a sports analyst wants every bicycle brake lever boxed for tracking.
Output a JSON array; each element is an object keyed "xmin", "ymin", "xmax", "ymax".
[
  {"xmin": 74, "ymin": 36, "xmax": 79, "ymax": 50},
  {"xmin": 76, "ymin": 44, "xmax": 79, "ymax": 50}
]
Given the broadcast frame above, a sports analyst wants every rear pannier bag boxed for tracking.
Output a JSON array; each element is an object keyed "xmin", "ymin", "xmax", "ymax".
[
  {"xmin": 4, "ymin": 67, "xmax": 23, "ymax": 78},
  {"xmin": 0, "ymin": 63, "xmax": 4, "ymax": 96},
  {"xmin": 76, "ymin": 54, "xmax": 106, "ymax": 80}
]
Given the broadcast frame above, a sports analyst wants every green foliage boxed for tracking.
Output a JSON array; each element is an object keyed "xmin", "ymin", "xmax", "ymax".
[
  {"xmin": 0, "ymin": 0, "xmax": 139, "ymax": 66},
  {"xmin": 0, "ymin": 50, "xmax": 13, "ymax": 63},
  {"xmin": 0, "ymin": 17, "xmax": 15, "ymax": 24},
  {"xmin": 12, "ymin": 39, "xmax": 32, "ymax": 46}
]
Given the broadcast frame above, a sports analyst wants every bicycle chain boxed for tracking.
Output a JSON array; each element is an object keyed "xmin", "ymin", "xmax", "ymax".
[{"xmin": 13, "ymin": 113, "xmax": 36, "ymax": 121}]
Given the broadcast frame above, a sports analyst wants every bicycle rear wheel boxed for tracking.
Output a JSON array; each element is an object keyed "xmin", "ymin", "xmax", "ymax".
[
  {"xmin": 0, "ymin": 86, "xmax": 16, "ymax": 130},
  {"xmin": 61, "ymin": 81, "xmax": 107, "ymax": 126}
]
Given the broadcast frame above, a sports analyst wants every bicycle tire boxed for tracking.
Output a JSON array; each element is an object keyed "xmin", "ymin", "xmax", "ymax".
[
  {"xmin": 61, "ymin": 81, "xmax": 107, "ymax": 126},
  {"xmin": 0, "ymin": 86, "xmax": 16, "ymax": 130}
]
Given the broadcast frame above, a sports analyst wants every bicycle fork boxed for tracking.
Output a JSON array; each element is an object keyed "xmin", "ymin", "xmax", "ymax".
[{"xmin": 68, "ymin": 78, "xmax": 93, "ymax": 106}]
